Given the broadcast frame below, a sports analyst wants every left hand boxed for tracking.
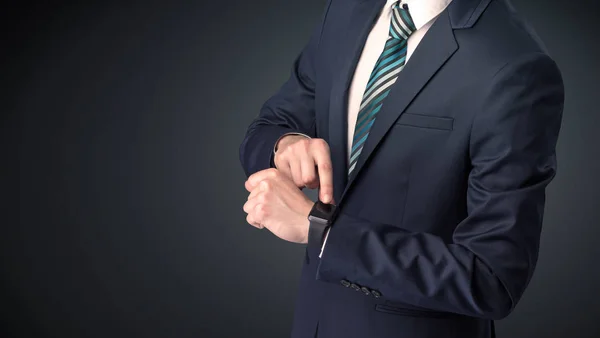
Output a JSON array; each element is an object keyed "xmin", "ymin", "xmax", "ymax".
[{"xmin": 244, "ymin": 168, "xmax": 314, "ymax": 244}]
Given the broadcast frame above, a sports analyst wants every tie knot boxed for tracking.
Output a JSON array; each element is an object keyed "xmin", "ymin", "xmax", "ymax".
[{"xmin": 390, "ymin": 1, "xmax": 417, "ymax": 40}]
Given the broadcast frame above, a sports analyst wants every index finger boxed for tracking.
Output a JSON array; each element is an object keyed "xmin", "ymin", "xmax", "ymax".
[{"xmin": 313, "ymin": 146, "xmax": 334, "ymax": 204}]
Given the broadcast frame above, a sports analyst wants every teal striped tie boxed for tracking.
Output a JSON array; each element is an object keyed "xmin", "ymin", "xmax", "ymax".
[{"xmin": 348, "ymin": 1, "xmax": 417, "ymax": 177}]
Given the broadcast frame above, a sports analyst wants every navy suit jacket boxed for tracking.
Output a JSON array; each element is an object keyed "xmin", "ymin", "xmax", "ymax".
[{"xmin": 239, "ymin": 0, "xmax": 564, "ymax": 337}]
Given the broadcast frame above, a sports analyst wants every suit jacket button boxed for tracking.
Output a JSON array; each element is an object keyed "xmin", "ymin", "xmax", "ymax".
[
  {"xmin": 360, "ymin": 286, "xmax": 371, "ymax": 296},
  {"xmin": 340, "ymin": 279, "xmax": 351, "ymax": 288},
  {"xmin": 350, "ymin": 283, "xmax": 360, "ymax": 291},
  {"xmin": 371, "ymin": 290, "xmax": 381, "ymax": 298}
]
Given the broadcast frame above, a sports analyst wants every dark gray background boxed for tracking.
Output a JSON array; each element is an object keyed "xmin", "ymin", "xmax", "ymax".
[{"xmin": 1, "ymin": 0, "xmax": 599, "ymax": 337}]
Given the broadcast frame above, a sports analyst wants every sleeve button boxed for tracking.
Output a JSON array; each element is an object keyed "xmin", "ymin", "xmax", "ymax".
[
  {"xmin": 371, "ymin": 290, "xmax": 382, "ymax": 298},
  {"xmin": 350, "ymin": 283, "xmax": 361, "ymax": 291},
  {"xmin": 340, "ymin": 279, "xmax": 351, "ymax": 288},
  {"xmin": 360, "ymin": 286, "xmax": 371, "ymax": 296}
]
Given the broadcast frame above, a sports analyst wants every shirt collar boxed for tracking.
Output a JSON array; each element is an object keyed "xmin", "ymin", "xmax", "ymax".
[{"xmin": 389, "ymin": 0, "xmax": 453, "ymax": 30}]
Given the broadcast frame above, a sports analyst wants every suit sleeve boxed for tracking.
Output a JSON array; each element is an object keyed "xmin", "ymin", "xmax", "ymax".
[
  {"xmin": 238, "ymin": 0, "xmax": 332, "ymax": 177},
  {"xmin": 315, "ymin": 52, "xmax": 565, "ymax": 320}
]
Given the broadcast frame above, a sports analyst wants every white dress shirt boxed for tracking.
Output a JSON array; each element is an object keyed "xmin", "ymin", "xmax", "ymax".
[{"xmin": 272, "ymin": 0, "xmax": 453, "ymax": 257}]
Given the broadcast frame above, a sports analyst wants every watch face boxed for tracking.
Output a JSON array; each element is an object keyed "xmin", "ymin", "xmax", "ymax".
[
  {"xmin": 310, "ymin": 201, "xmax": 335, "ymax": 224},
  {"xmin": 315, "ymin": 201, "xmax": 335, "ymax": 214}
]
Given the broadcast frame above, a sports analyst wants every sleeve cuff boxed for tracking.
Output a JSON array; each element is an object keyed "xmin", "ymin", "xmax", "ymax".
[
  {"xmin": 315, "ymin": 212, "xmax": 376, "ymax": 283},
  {"xmin": 318, "ymin": 227, "xmax": 330, "ymax": 258}
]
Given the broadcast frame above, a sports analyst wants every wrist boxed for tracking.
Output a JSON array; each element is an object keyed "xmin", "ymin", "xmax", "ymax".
[
  {"xmin": 275, "ymin": 135, "xmax": 295, "ymax": 153},
  {"xmin": 276, "ymin": 133, "xmax": 311, "ymax": 152}
]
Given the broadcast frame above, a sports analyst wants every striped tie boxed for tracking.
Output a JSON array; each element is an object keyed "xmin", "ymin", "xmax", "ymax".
[{"xmin": 348, "ymin": 1, "xmax": 417, "ymax": 177}]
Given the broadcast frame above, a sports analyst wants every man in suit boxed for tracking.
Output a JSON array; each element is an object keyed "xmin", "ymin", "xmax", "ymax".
[{"xmin": 239, "ymin": 0, "xmax": 564, "ymax": 337}]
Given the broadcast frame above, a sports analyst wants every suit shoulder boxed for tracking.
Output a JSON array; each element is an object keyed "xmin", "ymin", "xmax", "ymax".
[{"xmin": 455, "ymin": 0, "xmax": 556, "ymax": 70}]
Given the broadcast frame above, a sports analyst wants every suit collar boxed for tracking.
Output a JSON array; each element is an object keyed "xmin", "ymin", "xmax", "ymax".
[
  {"xmin": 448, "ymin": 0, "xmax": 492, "ymax": 29},
  {"xmin": 400, "ymin": 0, "xmax": 454, "ymax": 30},
  {"xmin": 351, "ymin": 0, "xmax": 492, "ymax": 29}
]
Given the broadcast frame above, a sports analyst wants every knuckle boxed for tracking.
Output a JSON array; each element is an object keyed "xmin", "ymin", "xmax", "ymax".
[
  {"xmin": 299, "ymin": 137, "xmax": 311, "ymax": 147},
  {"xmin": 255, "ymin": 204, "xmax": 268, "ymax": 218},
  {"xmin": 303, "ymin": 173, "xmax": 316, "ymax": 184},
  {"xmin": 276, "ymin": 151, "xmax": 287, "ymax": 162},
  {"xmin": 260, "ymin": 180, "xmax": 271, "ymax": 190},
  {"xmin": 313, "ymin": 138, "xmax": 329, "ymax": 149},
  {"xmin": 294, "ymin": 139, "xmax": 311, "ymax": 153},
  {"xmin": 319, "ymin": 161, "xmax": 332, "ymax": 171}
]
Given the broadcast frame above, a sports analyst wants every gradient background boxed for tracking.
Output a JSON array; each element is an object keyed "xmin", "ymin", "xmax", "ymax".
[{"xmin": 2, "ymin": 0, "xmax": 599, "ymax": 337}]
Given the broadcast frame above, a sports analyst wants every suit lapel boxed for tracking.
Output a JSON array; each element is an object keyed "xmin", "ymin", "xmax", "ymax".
[
  {"xmin": 342, "ymin": 10, "xmax": 458, "ymax": 198},
  {"xmin": 328, "ymin": 0, "xmax": 386, "ymax": 204},
  {"xmin": 329, "ymin": 0, "xmax": 492, "ymax": 208}
]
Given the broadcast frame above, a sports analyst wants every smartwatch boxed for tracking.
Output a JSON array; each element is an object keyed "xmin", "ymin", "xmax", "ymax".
[{"xmin": 307, "ymin": 200, "xmax": 337, "ymax": 248}]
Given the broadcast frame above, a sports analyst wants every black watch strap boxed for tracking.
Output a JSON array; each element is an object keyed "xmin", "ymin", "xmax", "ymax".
[{"xmin": 307, "ymin": 201, "xmax": 336, "ymax": 249}]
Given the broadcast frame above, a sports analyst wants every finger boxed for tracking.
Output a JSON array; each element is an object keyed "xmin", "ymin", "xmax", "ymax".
[
  {"xmin": 246, "ymin": 168, "xmax": 278, "ymax": 191},
  {"xmin": 276, "ymin": 157, "xmax": 292, "ymax": 180},
  {"xmin": 289, "ymin": 159, "xmax": 304, "ymax": 187},
  {"xmin": 300, "ymin": 153, "xmax": 319, "ymax": 189},
  {"xmin": 242, "ymin": 193, "xmax": 259, "ymax": 214},
  {"xmin": 247, "ymin": 185, "xmax": 262, "ymax": 200},
  {"xmin": 246, "ymin": 213, "xmax": 263, "ymax": 229},
  {"xmin": 312, "ymin": 141, "xmax": 334, "ymax": 203}
]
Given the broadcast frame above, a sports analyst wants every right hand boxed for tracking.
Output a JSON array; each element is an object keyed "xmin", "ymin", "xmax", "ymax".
[{"xmin": 274, "ymin": 135, "xmax": 335, "ymax": 204}]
